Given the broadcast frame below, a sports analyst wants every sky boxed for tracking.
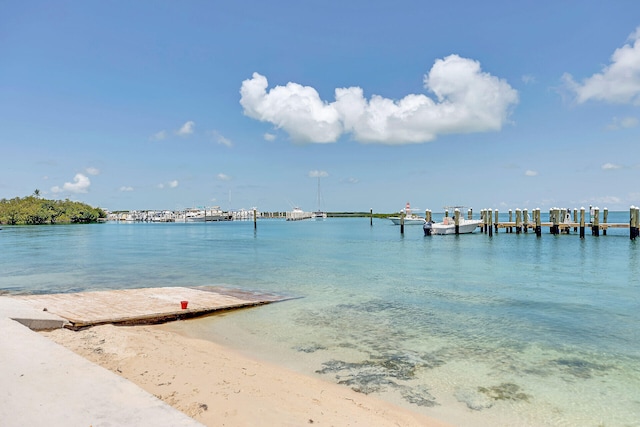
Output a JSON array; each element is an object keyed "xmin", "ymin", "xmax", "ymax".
[{"xmin": 2, "ymin": 1, "xmax": 640, "ymax": 213}]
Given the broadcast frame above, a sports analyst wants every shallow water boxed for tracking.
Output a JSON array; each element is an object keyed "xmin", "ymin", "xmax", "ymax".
[{"xmin": 2, "ymin": 216, "xmax": 639, "ymax": 426}]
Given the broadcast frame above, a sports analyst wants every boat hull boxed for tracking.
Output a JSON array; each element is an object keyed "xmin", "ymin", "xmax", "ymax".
[
  {"xmin": 431, "ymin": 220, "xmax": 482, "ymax": 235},
  {"xmin": 389, "ymin": 217, "xmax": 426, "ymax": 225}
]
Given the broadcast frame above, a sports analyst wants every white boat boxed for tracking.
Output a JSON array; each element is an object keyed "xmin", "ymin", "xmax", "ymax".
[
  {"xmin": 312, "ymin": 211, "xmax": 327, "ymax": 220},
  {"xmin": 286, "ymin": 207, "xmax": 312, "ymax": 221},
  {"xmin": 389, "ymin": 202, "xmax": 426, "ymax": 225},
  {"xmin": 183, "ymin": 208, "xmax": 205, "ymax": 222},
  {"xmin": 312, "ymin": 176, "xmax": 327, "ymax": 220},
  {"xmin": 430, "ymin": 216, "xmax": 482, "ymax": 235}
]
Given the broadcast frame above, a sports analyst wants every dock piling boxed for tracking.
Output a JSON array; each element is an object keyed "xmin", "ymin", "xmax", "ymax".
[{"xmin": 580, "ymin": 207, "xmax": 586, "ymax": 239}]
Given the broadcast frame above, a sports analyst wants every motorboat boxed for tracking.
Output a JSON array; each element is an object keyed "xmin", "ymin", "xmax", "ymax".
[
  {"xmin": 430, "ymin": 216, "xmax": 482, "ymax": 235},
  {"xmin": 312, "ymin": 211, "xmax": 327, "ymax": 220},
  {"xmin": 389, "ymin": 202, "xmax": 426, "ymax": 225}
]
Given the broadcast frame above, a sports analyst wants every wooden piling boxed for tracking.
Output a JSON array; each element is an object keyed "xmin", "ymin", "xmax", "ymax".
[
  {"xmin": 494, "ymin": 209, "xmax": 499, "ymax": 233},
  {"xmin": 482, "ymin": 209, "xmax": 488, "ymax": 234},
  {"xmin": 580, "ymin": 207, "xmax": 585, "ymax": 239},
  {"xmin": 631, "ymin": 206, "xmax": 638, "ymax": 240},
  {"xmin": 488, "ymin": 209, "xmax": 493, "ymax": 237},
  {"xmin": 400, "ymin": 211, "xmax": 405, "ymax": 234},
  {"xmin": 253, "ymin": 208, "xmax": 257, "ymax": 229},
  {"xmin": 523, "ymin": 208, "xmax": 529, "ymax": 233},
  {"xmin": 515, "ymin": 209, "xmax": 522, "ymax": 234},
  {"xmin": 508, "ymin": 209, "xmax": 513, "ymax": 233},
  {"xmin": 535, "ymin": 208, "xmax": 542, "ymax": 237},
  {"xmin": 454, "ymin": 209, "xmax": 460, "ymax": 235},
  {"xmin": 592, "ymin": 207, "xmax": 600, "ymax": 236},
  {"xmin": 603, "ymin": 208, "xmax": 608, "ymax": 236},
  {"xmin": 370, "ymin": 208, "xmax": 373, "ymax": 226},
  {"xmin": 573, "ymin": 208, "xmax": 578, "ymax": 232}
]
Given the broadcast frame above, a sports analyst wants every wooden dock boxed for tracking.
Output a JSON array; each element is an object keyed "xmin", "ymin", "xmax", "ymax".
[{"xmin": 9, "ymin": 286, "xmax": 291, "ymax": 330}]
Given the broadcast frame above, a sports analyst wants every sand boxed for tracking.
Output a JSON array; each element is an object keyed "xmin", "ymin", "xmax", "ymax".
[{"xmin": 41, "ymin": 323, "xmax": 452, "ymax": 426}]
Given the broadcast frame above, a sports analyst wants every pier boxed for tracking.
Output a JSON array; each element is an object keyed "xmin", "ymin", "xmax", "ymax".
[
  {"xmin": 420, "ymin": 206, "xmax": 640, "ymax": 239},
  {"xmin": 7, "ymin": 286, "xmax": 291, "ymax": 330}
]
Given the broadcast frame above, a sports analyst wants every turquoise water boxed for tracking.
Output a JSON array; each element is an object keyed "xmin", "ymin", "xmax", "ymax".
[{"xmin": 1, "ymin": 216, "xmax": 639, "ymax": 426}]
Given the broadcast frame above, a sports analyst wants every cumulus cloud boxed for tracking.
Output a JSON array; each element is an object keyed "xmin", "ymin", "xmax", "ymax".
[
  {"xmin": 521, "ymin": 74, "xmax": 536, "ymax": 85},
  {"xmin": 119, "ymin": 186, "xmax": 134, "ymax": 192},
  {"xmin": 177, "ymin": 121, "xmax": 195, "ymax": 136},
  {"xmin": 51, "ymin": 173, "xmax": 91, "ymax": 194},
  {"xmin": 309, "ymin": 170, "xmax": 329, "ymax": 178},
  {"xmin": 606, "ymin": 116, "xmax": 638, "ymax": 130},
  {"xmin": 264, "ymin": 132, "xmax": 276, "ymax": 141},
  {"xmin": 209, "ymin": 130, "xmax": 232, "ymax": 147},
  {"xmin": 240, "ymin": 54, "xmax": 518, "ymax": 145},
  {"xmin": 85, "ymin": 167, "xmax": 100, "ymax": 176},
  {"xmin": 157, "ymin": 180, "xmax": 178, "ymax": 189},
  {"xmin": 217, "ymin": 173, "xmax": 231, "ymax": 181},
  {"xmin": 525, "ymin": 170, "xmax": 538, "ymax": 176},
  {"xmin": 563, "ymin": 27, "xmax": 640, "ymax": 104},
  {"xmin": 150, "ymin": 130, "xmax": 167, "ymax": 141},
  {"xmin": 602, "ymin": 162, "xmax": 623, "ymax": 170}
]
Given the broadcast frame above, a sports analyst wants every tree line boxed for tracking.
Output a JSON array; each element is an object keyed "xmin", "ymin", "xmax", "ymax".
[{"xmin": 0, "ymin": 191, "xmax": 106, "ymax": 225}]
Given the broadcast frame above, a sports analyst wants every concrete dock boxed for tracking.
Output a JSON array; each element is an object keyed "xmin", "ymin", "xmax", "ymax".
[
  {"xmin": 8, "ymin": 286, "xmax": 289, "ymax": 329},
  {"xmin": 0, "ymin": 286, "xmax": 289, "ymax": 426}
]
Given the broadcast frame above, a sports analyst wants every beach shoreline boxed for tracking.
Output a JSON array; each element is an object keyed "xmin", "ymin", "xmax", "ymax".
[{"xmin": 41, "ymin": 323, "xmax": 453, "ymax": 426}]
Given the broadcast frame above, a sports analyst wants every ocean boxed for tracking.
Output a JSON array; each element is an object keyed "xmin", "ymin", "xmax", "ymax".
[{"xmin": 1, "ymin": 214, "xmax": 638, "ymax": 426}]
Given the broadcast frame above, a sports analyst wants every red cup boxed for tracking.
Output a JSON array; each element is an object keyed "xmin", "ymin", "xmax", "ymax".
[{"xmin": 180, "ymin": 300, "xmax": 188, "ymax": 309}]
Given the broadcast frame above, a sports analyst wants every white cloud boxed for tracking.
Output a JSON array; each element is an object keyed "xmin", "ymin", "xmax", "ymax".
[
  {"xmin": 150, "ymin": 130, "xmax": 167, "ymax": 141},
  {"xmin": 602, "ymin": 162, "xmax": 623, "ymax": 170},
  {"xmin": 525, "ymin": 170, "xmax": 538, "ymax": 176},
  {"xmin": 342, "ymin": 177, "xmax": 359, "ymax": 184},
  {"xmin": 240, "ymin": 54, "xmax": 518, "ymax": 145},
  {"xmin": 521, "ymin": 74, "xmax": 536, "ymax": 85},
  {"xmin": 209, "ymin": 130, "xmax": 232, "ymax": 147},
  {"xmin": 563, "ymin": 27, "xmax": 640, "ymax": 105},
  {"xmin": 263, "ymin": 132, "xmax": 276, "ymax": 141},
  {"xmin": 51, "ymin": 173, "xmax": 91, "ymax": 194},
  {"xmin": 606, "ymin": 116, "xmax": 638, "ymax": 130},
  {"xmin": 158, "ymin": 180, "xmax": 179, "ymax": 189},
  {"xmin": 308, "ymin": 170, "xmax": 329, "ymax": 178},
  {"xmin": 119, "ymin": 186, "xmax": 134, "ymax": 192},
  {"xmin": 217, "ymin": 173, "xmax": 231, "ymax": 181},
  {"xmin": 85, "ymin": 167, "xmax": 100, "ymax": 176},
  {"xmin": 177, "ymin": 121, "xmax": 195, "ymax": 136}
]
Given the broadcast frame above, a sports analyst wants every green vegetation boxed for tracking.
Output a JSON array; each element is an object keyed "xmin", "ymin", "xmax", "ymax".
[{"xmin": 0, "ymin": 191, "xmax": 106, "ymax": 225}]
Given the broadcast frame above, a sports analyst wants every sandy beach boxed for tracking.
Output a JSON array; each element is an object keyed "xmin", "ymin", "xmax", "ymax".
[{"xmin": 41, "ymin": 323, "xmax": 452, "ymax": 426}]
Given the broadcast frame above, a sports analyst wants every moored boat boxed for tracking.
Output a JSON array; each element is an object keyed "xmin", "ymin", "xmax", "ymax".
[{"xmin": 389, "ymin": 202, "xmax": 426, "ymax": 225}]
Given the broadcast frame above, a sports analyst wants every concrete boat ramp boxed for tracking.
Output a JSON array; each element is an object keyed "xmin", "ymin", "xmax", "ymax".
[
  {"xmin": 0, "ymin": 286, "xmax": 290, "ymax": 426},
  {"xmin": 8, "ymin": 285, "xmax": 290, "ymax": 329}
]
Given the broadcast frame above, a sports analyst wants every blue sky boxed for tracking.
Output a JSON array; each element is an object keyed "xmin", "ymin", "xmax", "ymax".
[{"xmin": 2, "ymin": 1, "xmax": 640, "ymax": 213}]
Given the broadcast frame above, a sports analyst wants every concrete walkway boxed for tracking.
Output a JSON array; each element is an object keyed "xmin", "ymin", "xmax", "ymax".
[{"xmin": 0, "ymin": 297, "xmax": 204, "ymax": 427}]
